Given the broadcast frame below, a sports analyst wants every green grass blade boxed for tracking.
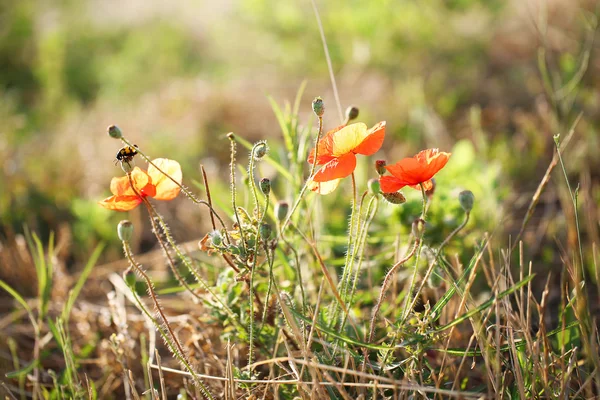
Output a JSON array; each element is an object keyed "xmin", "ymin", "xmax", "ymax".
[
  {"xmin": 434, "ymin": 274, "xmax": 535, "ymax": 333},
  {"xmin": 0, "ymin": 279, "xmax": 36, "ymax": 330}
]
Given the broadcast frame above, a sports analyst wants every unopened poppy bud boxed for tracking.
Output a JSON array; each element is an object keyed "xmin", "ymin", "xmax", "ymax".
[
  {"xmin": 259, "ymin": 223, "xmax": 272, "ymax": 239},
  {"xmin": 259, "ymin": 178, "xmax": 271, "ymax": 195},
  {"xmin": 382, "ymin": 191, "xmax": 406, "ymax": 205},
  {"xmin": 253, "ymin": 141, "xmax": 269, "ymax": 159},
  {"xmin": 275, "ymin": 201, "xmax": 289, "ymax": 222},
  {"xmin": 108, "ymin": 125, "xmax": 123, "ymax": 139},
  {"xmin": 124, "ymin": 268, "xmax": 137, "ymax": 288},
  {"xmin": 368, "ymin": 178, "xmax": 380, "ymax": 195},
  {"xmin": 345, "ymin": 105, "xmax": 359, "ymax": 122},
  {"xmin": 117, "ymin": 220, "xmax": 134, "ymax": 242},
  {"xmin": 458, "ymin": 190, "xmax": 474, "ymax": 213},
  {"xmin": 312, "ymin": 97, "xmax": 325, "ymax": 117},
  {"xmin": 412, "ymin": 218, "xmax": 425, "ymax": 238},
  {"xmin": 209, "ymin": 230, "xmax": 223, "ymax": 246},
  {"xmin": 120, "ymin": 161, "xmax": 134, "ymax": 174},
  {"xmin": 375, "ymin": 160, "xmax": 387, "ymax": 176}
]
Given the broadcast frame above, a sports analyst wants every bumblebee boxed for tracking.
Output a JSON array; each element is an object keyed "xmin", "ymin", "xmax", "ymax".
[{"xmin": 114, "ymin": 144, "xmax": 139, "ymax": 165}]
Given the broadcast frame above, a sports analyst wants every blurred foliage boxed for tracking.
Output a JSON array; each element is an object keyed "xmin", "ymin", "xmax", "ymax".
[{"xmin": 1, "ymin": 0, "xmax": 599, "ymax": 271}]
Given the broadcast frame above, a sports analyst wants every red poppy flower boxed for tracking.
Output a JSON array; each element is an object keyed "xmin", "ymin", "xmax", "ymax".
[
  {"xmin": 379, "ymin": 149, "xmax": 451, "ymax": 193},
  {"xmin": 99, "ymin": 158, "xmax": 182, "ymax": 211},
  {"xmin": 307, "ymin": 121, "xmax": 386, "ymax": 194}
]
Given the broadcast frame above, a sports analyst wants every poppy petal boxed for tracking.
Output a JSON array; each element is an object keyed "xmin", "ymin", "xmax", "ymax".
[
  {"xmin": 353, "ymin": 121, "xmax": 386, "ymax": 156},
  {"xmin": 307, "ymin": 124, "xmax": 346, "ymax": 164},
  {"xmin": 147, "ymin": 158, "xmax": 182, "ymax": 201},
  {"xmin": 330, "ymin": 123, "xmax": 369, "ymax": 156},
  {"xmin": 307, "ymin": 178, "xmax": 341, "ymax": 195},
  {"xmin": 98, "ymin": 195, "xmax": 143, "ymax": 211},
  {"xmin": 312, "ymin": 153, "xmax": 357, "ymax": 183},
  {"xmin": 379, "ymin": 176, "xmax": 406, "ymax": 193},
  {"xmin": 110, "ymin": 175, "xmax": 135, "ymax": 196}
]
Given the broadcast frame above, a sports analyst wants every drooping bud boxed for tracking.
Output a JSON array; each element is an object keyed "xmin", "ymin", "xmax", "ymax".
[
  {"xmin": 312, "ymin": 97, "xmax": 325, "ymax": 117},
  {"xmin": 458, "ymin": 190, "xmax": 475, "ymax": 213},
  {"xmin": 345, "ymin": 105, "xmax": 359, "ymax": 122},
  {"xmin": 382, "ymin": 191, "xmax": 406, "ymax": 205},
  {"xmin": 209, "ymin": 230, "xmax": 223, "ymax": 246},
  {"xmin": 275, "ymin": 201, "xmax": 289, "ymax": 222},
  {"xmin": 108, "ymin": 125, "xmax": 123, "ymax": 139},
  {"xmin": 259, "ymin": 223, "xmax": 272, "ymax": 239},
  {"xmin": 259, "ymin": 178, "xmax": 271, "ymax": 195},
  {"xmin": 117, "ymin": 220, "xmax": 134, "ymax": 242},
  {"xmin": 253, "ymin": 141, "xmax": 269, "ymax": 159},
  {"xmin": 375, "ymin": 160, "xmax": 387, "ymax": 176},
  {"xmin": 412, "ymin": 218, "xmax": 426, "ymax": 238},
  {"xmin": 124, "ymin": 268, "xmax": 137, "ymax": 288},
  {"xmin": 368, "ymin": 178, "xmax": 380, "ymax": 195}
]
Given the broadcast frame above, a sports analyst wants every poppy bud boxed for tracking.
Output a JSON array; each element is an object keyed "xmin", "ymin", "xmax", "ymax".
[
  {"xmin": 412, "ymin": 218, "xmax": 425, "ymax": 238},
  {"xmin": 209, "ymin": 230, "xmax": 223, "ymax": 246},
  {"xmin": 275, "ymin": 201, "xmax": 289, "ymax": 222},
  {"xmin": 124, "ymin": 268, "xmax": 137, "ymax": 288},
  {"xmin": 108, "ymin": 125, "xmax": 123, "ymax": 139},
  {"xmin": 117, "ymin": 220, "xmax": 134, "ymax": 242},
  {"xmin": 375, "ymin": 160, "xmax": 387, "ymax": 176},
  {"xmin": 382, "ymin": 191, "xmax": 406, "ymax": 205},
  {"xmin": 368, "ymin": 178, "xmax": 380, "ymax": 195},
  {"xmin": 312, "ymin": 97, "xmax": 325, "ymax": 117},
  {"xmin": 120, "ymin": 161, "xmax": 134, "ymax": 174},
  {"xmin": 458, "ymin": 190, "xmax": 475, "ymax": 213},
  {"xmin": 259, "ymin": 223, "xmax": 272, "ymax": 239},
  {"xmin": 259, "ymin": 178, "xmax": 271, "ymax": 195},
  {"xmin": 345, "ymin": 105, "xmax": 359, "ymax": 122},
  {"xmin": 253, "ymin": 141, "xmax": 269, "ymax": 159}
]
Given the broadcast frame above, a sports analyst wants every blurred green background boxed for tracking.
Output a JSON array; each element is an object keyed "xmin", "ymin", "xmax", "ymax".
[{"xmin": 1, "ymin": 0, "xmax": 599, "ymax": 287}]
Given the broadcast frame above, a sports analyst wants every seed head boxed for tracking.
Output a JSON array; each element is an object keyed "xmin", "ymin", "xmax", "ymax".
[
  {"xmin": 253, "ymin": 141, "xmax": 269, "ymax": 159},
  {"xmin": 108, "ymin": 125, "xmax": 123, "ymax": 139},
  {"xmin": 312, "ymin": 97, "xmax": 325, "ymax": 117},
  {"xmin": 275, "ymin": 201, "xmax": 289, "ymax": 222},
  {"xmin": 259, "ymin": 223, "xmax": 272, "ymax": 239},
  {"xmin": 117, "ymin": 220, "xmax": 134, "ymax": 242},
  {"xmin": 259, "ymin": 178, "xmax": 271, "ymax": 195},
  {"xmin": 458, "ymin": 190, "xmax": 475, "ymax": 213}
]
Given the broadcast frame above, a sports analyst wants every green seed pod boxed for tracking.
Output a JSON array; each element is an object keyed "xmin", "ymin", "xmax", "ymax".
[
  {"xmin": 120, "ymin": 161, "xmax": 134, "ymax": 174},
  {"xmin": 117, "ymin": 220, "xmax": 134, "ymax": 242},
  {"xmin": 275, "ymin": 201, "xmax": 289, "ymax": 222},
  {"xmin": 375, "ymin": 160, "xmax": 387, "ymax": 176},
  {"xmin": 458, "ymin": 190, "xmax": 475, "ymax": 213},
  {"xmin": 312, "ymin": 97, "xmax": 325, "ymax": 117},
  {"xmin": 108, "ymin": 125, "xmax": 123, "ymax": 139},
  {"xmin": 259, "ymin": 222, "xmax": 272, "ymax": 239},
  {"xmin": 259, "ymin": 178, "xmax": 271, "ymax": 195},
  {"xmin": 345, "ymin": 105, "xmax": 359, "ymax": 122},
  {"xmin": 253, "ymin": 141, "xmax": 269, "ymax": 159},
  {"xmin": 382, "ymin": 191, "xmax": 406, "ymax": 205},
  {"xmin": 368, "ymin": 178, "xmax": 380, "ymax": 195}
]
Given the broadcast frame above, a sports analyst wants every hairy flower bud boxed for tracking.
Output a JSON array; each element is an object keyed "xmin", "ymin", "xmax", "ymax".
[
  {"xmin": 345, "ymin": 105, "xmax": 359, "ymax": 122},
  {"xmin": 253, "ymin": 141, "xmax": 269, "ymax": 159},
  {"xmin": 412, "ymin": 218, "xmax": 426, "ymax": 238},
  {"xmin": 259, "ymin": 223, "xmax": 272, "ymax": 239},
  {"xmin": 458, "ymin": 190, "xmax": 475, "ymax": 213},
  {"xmin": 117, "ymin": 220, "xmax": 134, "ymax": 242},
  {"xmin": 312, "ymin": 97, "xmax": 325, "ymax": 117},
  {"xmin": 375, "ymin": 160, "xmax": 387, "ymax": 176},
  {"xmin": 108, "ymin": 125, "xmax": 123, "ymax": 139},
  {"xmin": 382, "ymin": 191, "xmax": 406, "ymax": 205},
  {"xmin": 368, "ymin": 178, "xmax": 380, "ymax": 195},
  {"xmin": 275, "ymin": 201, "xmax": 289, "ymax": 222},
  {"xmin": 259, "ymin": 178, "xmax": 271, "ymax": 195}
]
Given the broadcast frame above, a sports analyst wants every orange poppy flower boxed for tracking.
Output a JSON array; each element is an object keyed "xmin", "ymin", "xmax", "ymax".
[
  {"xmin": 307, "ymin": 121, "xmax": 386, "ymax": 195},
  {"xmin": 379, "ymin": 149, "xmax": 451, "ymax": 193},
  {"xmin": 99, "ymin": 158, "xmax": 182, "ymax": 211}
]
